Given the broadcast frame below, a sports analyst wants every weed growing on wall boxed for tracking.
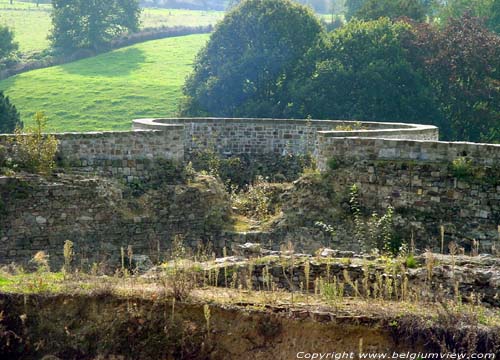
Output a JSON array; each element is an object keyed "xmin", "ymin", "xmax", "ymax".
[
  {"xmin": 12, "ymin": 112, "xmax": 58, "ymax": 174},
  {"xmin": 450, "ymin": 156, "xmax": 474, "ymax": 179}
]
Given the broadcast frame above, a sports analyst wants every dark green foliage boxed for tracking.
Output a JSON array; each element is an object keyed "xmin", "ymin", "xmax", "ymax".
[
  {"xmin": 489, "ymin": 0, "xmax": 500, "ymax": 33},
  {"xmin": 327, "ymin": 157, "xmax": 340, "ymax": 171},
  {"xmin": 0, "ymin": 25, "xmax": 18, "ymax": 60},
  {"xmin": 408, "ymin": 15, "xmax": 500, "ymax": 142},
  {"xmin": 285, "ymin": 19, "xmax": 443, "ymax": 126},
  {"xmin": 50, "ymin": 0, "xmax": 141, "ymax": 52},
  {"xmin": 436, "ymin": 0, "xmax": 493, "ymax": 26},
  {"xmin": 345, "ymin": 0, "xmax": 366, "ymax": 20},
  {"xmin": 0, "ymin": 91, "xmax": 22, "ymax": 134},
  {"xmin": 355, "ymin": 0, "xmax": 429, "ymax": 21},
  {"xmin": 180, "ymin": 0, "xmax": 323, "ymax": 117}
]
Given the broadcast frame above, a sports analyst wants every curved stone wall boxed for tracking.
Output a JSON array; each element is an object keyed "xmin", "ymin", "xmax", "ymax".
[{"xmin": 132, "ymin": 117, "xmax": 439, "ymax": 157}]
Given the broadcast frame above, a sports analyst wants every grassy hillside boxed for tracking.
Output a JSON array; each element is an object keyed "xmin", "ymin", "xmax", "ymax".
[
  {"xmin": 0, "ymin": 34, "xmax": 209, "ymax": 132},
  {"xmin": 0, "ymin": 0, "xmax": 222, "ymax": 54}
]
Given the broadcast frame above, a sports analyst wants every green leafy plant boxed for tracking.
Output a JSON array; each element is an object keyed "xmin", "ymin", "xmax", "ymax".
[
  {"xmin": 451, "ymin": 157, "xmax": 474, "ymax": 179},
  {"xmin": 63, "ymin": 240, "xmax": 74, "ymax": 275},
  {"xmin": 13, "ymin": 112, "xmax": 58, "ymax": 174}
]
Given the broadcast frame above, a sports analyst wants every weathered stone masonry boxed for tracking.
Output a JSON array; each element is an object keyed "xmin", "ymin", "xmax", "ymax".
[
  {"xmin": 313, "ymin": 138, "xmax": 500, "ymax": 252},
  {"xmin": 0, "ymin": 129, "xmax": 184, "ymax": 182},
  {"xmin": 0, "ymin": 118, "xmax": 498, "ymax": 267}
]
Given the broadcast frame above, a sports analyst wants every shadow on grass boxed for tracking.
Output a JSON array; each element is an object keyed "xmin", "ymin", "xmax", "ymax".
[{"xmin": 61, "ymin": 47, "xmax": 147, "ymax": 77}]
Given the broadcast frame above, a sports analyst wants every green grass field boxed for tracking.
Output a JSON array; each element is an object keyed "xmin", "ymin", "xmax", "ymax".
[
  {"xmin": 0, "ymin": 34, "xmax": 209, "ymax": 132},
  {"xmin": 0, "ymin": 0, "xmax": 222, "ymax": 54}
]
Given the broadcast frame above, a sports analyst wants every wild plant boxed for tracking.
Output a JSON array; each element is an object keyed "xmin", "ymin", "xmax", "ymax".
[
  {"xmin": 343, "ymin": 269, "xmax": 360, "ymax": 297},
  {"xmin": 230, "ymin": 271, "xmax": 238, "ymax": 289},
  {"xmin": 440, "ymin": 225, "xmax": 445, "ymax": 254},
  {"xmin": 304, "ymin": 260, "xmax": 310, "ymax": 294},
  {"xmin": 203, "ymin": 304, "xmax": 211, "ymax": 336},
  {"xmin": 449, "ymin": 241, "xmax": 457, "ymax": 275},
  {"xmin": 63, "ymin": 240, "xmax": 74, "ymax": 275},
  {"xmin": 127, "ymin": 245, "xmax": 134, "ymax": 272},
  {"xmin": 120, "ymin": 247, "xmax": 125, "ymax": 274},
  {"xmin": 424, "ymin": 250, "xmax": 436, "ymax": 283},
  {"xmin": 31, "ymin": 251, "xmax": 49, "ymax": 273},
  {"xmin": 223, "ymin": 246, "xmax": 228, "ymax": 287},
  {"xmin": 349, "ymin": 184, "xmax": 366, "ymax": 252},
  {"xmin": 12, "ymin": 112, "xmax": 58, "ymax": 174},
  {"xmin": 380, "ymin": 206, "xmax": 394, "ymax": 254},
  {"xmin": 314, "ymin": 221, "xmax": 335, "ymax": 247},
  {"xmin": 263, "ymin": 264, "xmax": 270, "ymax": 291},
  {"xmin": 472, "ymin": 239, "xmax": 479, "ymax": 257},
  {"xmin": 320, "ymin": 276, "xmax": 345, "ymax": 305},
  {"xmin": 280, "ymin": 241, "xmax": 296, "ymax": 303},
  {"xmin": 401, "ymin": 269, "xmax": 409, "ymax": 301},
  {"xmin": 362, "ymin": 262, "xmax": 370, "ymax": 298},
  {"xmin": 247, "ymin": 261, "xmax": 254, "ymax": 291},
  {"xmin": 162, "ymin": 235, "xmax": 197, "ymax": 301},
  {"xmin": 454, "ymin": 281, "xmax": 462, "ymax": 304}
]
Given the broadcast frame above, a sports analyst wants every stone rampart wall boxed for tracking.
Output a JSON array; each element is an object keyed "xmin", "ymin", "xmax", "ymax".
[
  {"xmin": 0, "ymin": 129, "xmax": 184, "ymax": 182},
  {"xmin": 132, "ymin": 118, "xmax": 439, "ymax": 156}
]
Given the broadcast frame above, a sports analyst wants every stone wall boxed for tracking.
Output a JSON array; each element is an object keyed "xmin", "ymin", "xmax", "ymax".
[
  {"xmin": 133, "ymin": 118, "xmax": 438, "ymax": 157},
  {"xmin": 0, "ymin": 129, "xmax": 184, "ymax": 182},
  {"xmin": 279, "ymin": 137, "xmax": 500, "ymax": 253},
  {"xmin": 1, "ymin": 118, "xmax": 498, "ymax": 267},
  {"xmin": 317, "ymin": 137, "xmax": 500, "ymax": 170},
  {"xmin": 0, "ymin": 174, "xmax": 231, "ymax": 269},
  {"xmin": 1, "ymin": 118, "xmax": 439, "ymax": 182}
]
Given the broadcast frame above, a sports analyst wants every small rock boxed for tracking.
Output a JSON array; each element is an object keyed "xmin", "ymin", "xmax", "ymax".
[
  {"xmin": 35, "ymin": 216, "xmax": 47, "ymax": 225},
  {"xmin": 215, "ymin": 256, "xmax": 245, "ymax": 264}
]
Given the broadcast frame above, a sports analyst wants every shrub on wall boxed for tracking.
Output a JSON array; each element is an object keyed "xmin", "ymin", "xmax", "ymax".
[{"xmin": 13, "ymin": 112, "xmax": 58, "ymax": 174}]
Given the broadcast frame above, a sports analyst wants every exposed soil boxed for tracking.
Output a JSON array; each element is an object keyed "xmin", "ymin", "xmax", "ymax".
[{"xmin": 1, "ymin": 291, "xmax": 499, "ymax": 359}]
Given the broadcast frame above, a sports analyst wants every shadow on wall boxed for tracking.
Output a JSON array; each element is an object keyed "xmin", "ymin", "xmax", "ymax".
[{"xmin": 62, "ymin": 48, "xmax": 147, "ymax": 77}]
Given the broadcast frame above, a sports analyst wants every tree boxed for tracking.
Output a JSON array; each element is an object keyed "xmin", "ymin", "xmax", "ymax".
[
  {"xmin": 285, "ymin": 19, "xmax": 444, "ymax": 127},
  {"xmin": 488, "ymin": 0, "xmax": 500, "ymax": 33},
  {"xmin": 437, "ymin": 0, "xmax": 493, "ymax": 25},
  {"xmin": 50, "ymin": 0, "xmax": 141, "ymax": 52},
  {"xmin": 180, "ymin": 0, "xmax": 324, "ymax": 117},
  {"xmin": 355, "ymin": 0, "xmax": 430, "ymax": 22},
  {"xmin": 345, "ymin": 0, "xmax": 365, "ymax": 19},
  {"xmin": 0, "ymin": 91, "xmax": 22, "ymax": 134},
  {"xmin": 407, "ymin": 14, "xmax": 500, "ymax": 142},
  {"xmin": 0, "ymin": 25, "xmax": 18, "ymax": 60}
]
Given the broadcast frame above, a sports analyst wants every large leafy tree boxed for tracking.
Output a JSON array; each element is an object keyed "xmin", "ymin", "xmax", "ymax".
[
  {"xmin": 285, "ymin": 19, "xmax": 444, "ymax": 127},
  {"xmin": 437, "ymin": 0, "xmax": 493, "ymax": 24},
  {"xmin": 0, "ymin": 92, "xmax": 22, "ymax": 134},
  {"xmin": 489, "ymin": 0, "xmax": 500, "ymax": 33},
  {"xmin": 0, "ymin": 25, "xmax": 18, "ymax": 60},
  {"xmin": 50, "ymin": 0, "xmax": 141, "ymax": 52},
  {"xmin": 180, "ymin": 0, "xmax": 323, "ymax": 117},
  {"xmin": 355, "ymin": 0, "xmax": 430, "ymax": 22},
  {"xmin": 407, "ymin": 14, "xmax": 500, "ymax": 142},
  {"xmin": 345, "ymin": 0, "xmax": 366, "ymax": 19}
]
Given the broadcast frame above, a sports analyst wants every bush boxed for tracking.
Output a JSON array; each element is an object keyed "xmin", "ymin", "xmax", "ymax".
[
  {"xmin": 327, "ymin": 157, "xmax": 340, "ymax": 171},
  {"xmin": 0, "ymin": 91, "xmax": 22, "ymax": 134},
  {"xmin": 13, "ymin": 112, "xmax": 58, "ymax": 174},
  {"xmin": 162, "ymin": 235, "xmax": 198, "ymax": 301},
  {"xmin": 450, "ymin": 157, "xmax": 474, "ymax": 179}
]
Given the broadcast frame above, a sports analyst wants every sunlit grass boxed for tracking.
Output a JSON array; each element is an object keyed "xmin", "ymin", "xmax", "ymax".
[
  {"xmin": 0, "ymin": 0, "xmax": 221, "ymax": 54},
  {"xmin": 0, "ymin": 34, "xmax": 209, "ymax": 132}
]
